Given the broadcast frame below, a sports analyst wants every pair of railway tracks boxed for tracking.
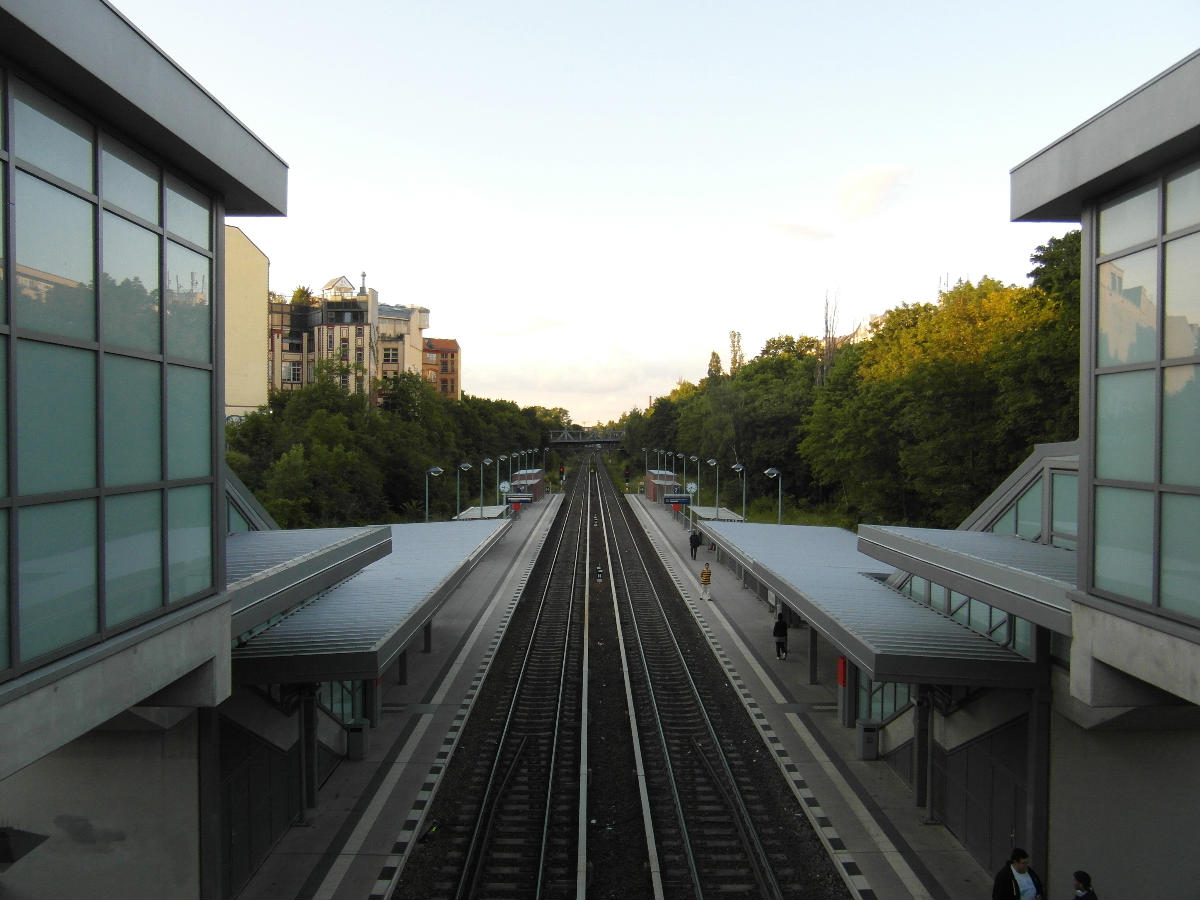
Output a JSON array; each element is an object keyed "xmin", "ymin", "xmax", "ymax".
[{"xmin": 395, "ymin": 456, "xmax": 843, "ymax": 900}]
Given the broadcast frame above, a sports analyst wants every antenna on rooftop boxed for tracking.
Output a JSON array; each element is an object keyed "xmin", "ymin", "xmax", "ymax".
[{"xmin": 359, "ymin": 271, "xmax": 367, "ymax": 296}]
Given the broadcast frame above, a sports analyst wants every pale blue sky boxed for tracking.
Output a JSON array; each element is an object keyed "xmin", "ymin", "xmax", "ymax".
[{"xmin": 113, "ymin": 0, "xmax": 1200, "ymax": 424}]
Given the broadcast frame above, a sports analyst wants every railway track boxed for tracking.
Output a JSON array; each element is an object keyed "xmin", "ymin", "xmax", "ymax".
[{"xmin": 394, "ymin": 454, "xmax": 846, "ymax": 900}]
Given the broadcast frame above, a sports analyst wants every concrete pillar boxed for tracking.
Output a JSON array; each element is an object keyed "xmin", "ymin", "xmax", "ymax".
[
  {"xmin": 423, "ymin": 620, "xmax": 433, "ymax": 653},
  {"xmin": 913, "ymin": 685, "xmax": 931, "ymax": 808},
  {"xmin": 396, "ymin": 649, "xmax": 407, "ymax": 685},
  {"xmin": 1026, "ymin": 626, "xmax": 1052, "ymax": 874},
  {"xmin": 197, "ymin": 708, "xmax": 221, "ymax": 900},
  {"xmin": 299, "ymin": 685, "xmax": 318, "ymax": 821},
  {"xmin": 808, "ymin": 629, "xmax": 819, "ymax": 685}
]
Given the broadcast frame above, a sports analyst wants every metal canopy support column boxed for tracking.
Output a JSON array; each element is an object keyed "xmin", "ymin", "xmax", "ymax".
[
  {"xmin": 808, "ymin": 628, "xmax": 819, "ymax": 685},
  {"xmin": 423, "ymin": 620, "xmax": 433, "ymax": 652},
  {"xmin": 364, "ymin": 676, "xmax": 381, "ymax": 727},
  {"xmin": 913, "ymin": 685, "xmax": 931, "ymax": 808},
  {"xmin": 1026, "ymin": 626, "xmax": 1052, "ymax": 874},
  {"xmin": 299, "ymin": 684, "xmax": 318, "ymax": 822},
  {"xmin": 396, "ymin": 649, "xmax": 407, "ymax": 685}
]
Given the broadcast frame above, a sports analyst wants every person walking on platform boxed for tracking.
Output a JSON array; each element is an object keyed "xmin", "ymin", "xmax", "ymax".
[
  {"xmin": 689, "ymin": 529, "xmax": 701, "ymax": 560},
  {"xmin": 699, "ymin": 563, "xmax": 712, "ymax": 601},
  {"xmin": 1072, "ymin": 870, "xmax": 1097, "ymax": 900},
  {"xmin": 773, "ymin": 612, "xmax": 789, "ymax": 659},
  {"xmin": 991, "ymin": 848, "xmax": 1043, "ymax": 900}
]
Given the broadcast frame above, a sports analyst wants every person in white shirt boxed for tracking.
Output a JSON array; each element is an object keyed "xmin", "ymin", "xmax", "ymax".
[{"xmin": 991, "ymin": 847, "xmax": 1043, "ymax": 900}]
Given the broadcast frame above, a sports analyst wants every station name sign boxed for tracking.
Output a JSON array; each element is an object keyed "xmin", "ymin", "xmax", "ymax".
[{"xmin": 662, "ymin": 494, "xmax": 691, "ymax": 505}]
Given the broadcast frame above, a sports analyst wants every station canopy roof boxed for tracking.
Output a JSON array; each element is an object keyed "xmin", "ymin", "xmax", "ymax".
[
  {"xmin": 229, "ymin": 520, "xmax": 508, "ymax": 684},
  {"xmin": 699, "ymin": 522, "xmax": 1044, "ymax": 688}
]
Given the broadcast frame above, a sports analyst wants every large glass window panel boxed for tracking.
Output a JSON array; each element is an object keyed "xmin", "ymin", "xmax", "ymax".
[
  {"xmin": 102, "ymin": 213, "xmax": 160, "ymax": 353},
  {"xmin": 167, "ymin": 366, "xmax": 211, "ymax": 479},
  {"xmin": 0, "ymin": 338, "xmax": 6, "ymax": 497},
  {"xmin": 1095, "ymin": 371, "xmax": 1155, "ymax": 483},
  {"xmin": 1093, "ymin": 486, "xmax": 1154, "ymax": 604},
  {"xmin": 12, "ymin": 80, "xmax": 93, "ymax": 191},
  {"xmin": 1051, "ymin": 473, "xmax": 1078, "ymax": 548},
  {"xmin": 930, "ymin": 583, "xmax": 948, "ymax": 614},
  {"xmin": 1013, "ymin": 618, "xmax": 1032, "ymax": 659},
  {"xmin": 950, "ymin": 591, "xmax": 969, "ymax": 625},
  {"xmin": 1163, "ymin": 233, "xmax": 1200, "ymax": 360},
  {"xmin": 105, "ymin": 491, "xmax": 162, "ymax": 626},
  {"xmin": 1166, "ymin": 161, "xmax": 1200, "ymax": 234},
  {"xmin": 1098, "ymin": 184, "xmax": 1158, "ymax": 256},
  {"xmin": 168, "ymin": 485, "xmax": 212, "ymax": 601},
  {"xmin": 101, "ymin": 139, "xmax": 159, "ymax": 223},
  {"xmin": 14, "ymin": 173, "xmax": 95, "ymax": 340},
  {"xmin": 1163, "ymin": 365, "xmax": 1200, "ymax": 487},
  {"xmin": 165, "ymin": 178, "xmax": 211, "ymax": 249},
  {"xmin": 17, "ymin": 341, "xmax": 95, "ymax": 494},
  {"xmin": 18, "ymin": 499, "xmax": 97, "ymax": 660},
  {"xmin": 1097, "ymin": 250, "xmax": 1158, "ymax": 366},
  {"xmin": 969, "ymin": 598, "xmax": 991, "ymax": 633},
  {"xmin": 165, "ymin": 241, "xmax": 211, "ymax": 363},
  {"xmin": 1016, "ymin": 478, "xmax": 1043, "ymax": 540},
  {"xmin": 104, "ymin": 355, "xmax": 161, "ymax": 486},
  {"xmin": 1161, "ymin": 493, "xmax": 1200, "ymax": 619},
  {"xmin": 0, "ymin": 512, "xmax": 7, "ymax": 670}
]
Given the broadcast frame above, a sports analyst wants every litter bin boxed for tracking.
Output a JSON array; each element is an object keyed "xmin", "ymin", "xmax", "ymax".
[
  {"xmin": 855, "ymin": 718, "xmax": 879, "ymax": 761},
  {"xmin": 346, "ymin": 719, "xmax": 369, "ymax": 761}
]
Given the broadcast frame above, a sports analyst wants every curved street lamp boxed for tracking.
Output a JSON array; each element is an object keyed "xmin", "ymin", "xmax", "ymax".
[
  {"xmin": 764, "ymin": 467, "xmax": 782, "ymax": 525},
  {"xmin": 642, "ymin": 447, "xmax": 649, "ymax": 483},
  {"xmin": 496, "ymin": 455, "xmax": 506, "ymax": 505},
  {"xmin": 480, "ymin": 456, "xmax": 493, "ymax": 518},
  {"xmin": 731, "ymin": 462, "xmax": 746, "ymax": 522},
  {"xmin": 706, "ymin": 458, "xmax": 720, "ymax": 520},
  {"xmin": 425, "ymin": 465, "xmax": 444, "ymax": 522},
  {"xmin": 675, "ymin": 452, "xmax": 684, "ymax": 489},
  {"xmin": 689, "ymin": 455, "xmax": 699, "ymax": 504},
  {"xmin": 456, "ymin": 461, "xmax": 472, "ymax": 518}
]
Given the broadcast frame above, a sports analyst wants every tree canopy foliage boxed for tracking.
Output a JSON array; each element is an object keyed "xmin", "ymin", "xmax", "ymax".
[
  {"xmin": 619, "ymin": 231, "xmax": 1081, "ymax": 528},
  {"xmin": 227, "ymin": 366, "xmax": 570, "ymax": 528}
]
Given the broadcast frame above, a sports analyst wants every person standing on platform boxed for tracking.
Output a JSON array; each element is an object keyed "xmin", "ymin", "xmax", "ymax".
[
  {"xmin": 773, "ymin": 613, "xmax": 789, "ymax": 659},
  {"xmin": 991, "ymin": 848, "xmax": 1043, "ymax": 900},
  {"xmin": 1072, "ymin": 870, "xmax": 1097, "ymax": 900},
  {"xmin": 699, "ymin": 563, "xmax": 712, "ymax": 601},
  {"xmin": 689, "ymin": 530, "xmax": 701, "ymax": 559}
]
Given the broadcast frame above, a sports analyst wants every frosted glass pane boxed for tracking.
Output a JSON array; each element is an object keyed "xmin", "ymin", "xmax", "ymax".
[
  {"xmin": 17, "ymin": 341, "xmax": 95, "ymax": 494},
  {"xmin": 104, "ymin": 355, "xmax": 161, "ymax": 485},
  {"xmin": 1162, "ymin": 493, "xmax": 1200, "ymax": 619},
  {"xmin": 1051, "ymin": 473, "xmax": 1078, "ymax": 537},
  {"xmin": 1166, "ymin": 161, "xmax": 1200, "ymax": 233},
  {"xmin": 168, "ymin": 485, "xmax": 212, "ymax": 601},
  {"xmin": 14, "ymin": 173, "xmax": 95, "ymax": 340},
  {"xmin": 101, "ymin": 139, "xmax": 159, "ymax": 223},
  {"xmin": 165, "ymin": 241, "xmax": 211, "ymax": 363},
  {"xmin": 102, "ymin": 213, "xmax": 160, "ymax": 353},
  {"xmin": 0, "ymin": 167, "xmax": 6, "ymax": 326},
  {"xmin": 1164, "ymin": 233, "xmax": 1200, "ymax": 359},
  {"xmin": 167, "ymin": 366, "xmax": 211, "ymax": 479},
  {"xmin": 1094, "ymin": 486, "xmax": 1153, "ymax": 604},
  {"xmin": 1016, "ymin": 478, "xmax": 1043, "ymax": 540},
  {"xmin": 990, "ymin": 506, "xmax": 1016, "ymax": 535},
  {"xmin": 105, "ymin": 491, "xmax": 162, "ymax": 625},
  {"xmin": 1095, "ymin": 371, "xmax": 1155, "ymax": 483},
  {"xmin": 19, "ymin": 499, "xmax": 97, "ymax": 659},
  {"xmin": 1097, "ymin": 250, "xmax": 1158, "ymax": 367},
  {"xmin": 1163, "ymin": 366, "xmax": 1200, "ymax": 486},
  {"xmin": 165, "ymin": 179, "xmax": 210, "ymax": 249},
  {"xmin": 1099, "ymin": 184, "xmax": 1157, "ymax": 255},
  {"xmin": 12, "ymin": 79, "xmax": 93, "ymax": 191},
  {"xmin": 0, "ymin": 338, "xmax": 6, "ymax": 496}
]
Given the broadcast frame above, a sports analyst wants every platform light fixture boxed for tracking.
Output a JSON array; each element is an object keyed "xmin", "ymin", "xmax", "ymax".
[
  {"xmin": 480, "ymin": 457, "xmax": 493, "ymax": 518},
  {"xmin": 456, "ymin": 461, "xmax": 472, "ymax": 518},
  {"xmin": 706, "ymin": 458, "xmax": 720, "ymax": 521},
  {"xmin": 731, "ymin": 462, "xmax": 746, "ymax": 522},
  {"xmin": 425, "ymin": 465, "xmax": 444, "ymax": 522},
  {"xmin": 764, "ymin": 467, "xmax": 782, "ymax": 525}
]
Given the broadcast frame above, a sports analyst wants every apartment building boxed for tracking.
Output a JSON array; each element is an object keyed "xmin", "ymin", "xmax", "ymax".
[{"xmin": 423, "ymin": 336, "xmax": 462, "ymax": 400}]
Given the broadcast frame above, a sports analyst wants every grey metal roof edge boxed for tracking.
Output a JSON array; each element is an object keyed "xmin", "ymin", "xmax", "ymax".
[
  {"xmin": 229, "ymin": 526, "xmax": 393, "ymax": 635},
  {"xmin": 700, "ymin": 523, "xmax": 1039, "ymax": 688},
  {"xmin": 857, "ymin": 526, "xmax": 1073, "ymax": 635},
  {"xmin": 0, "ymin": 0, "xmax": 287, "ymax": 215},
  {"xmin": 1011, "ymin": 49, "xmax": 1200, "ymax": 222},
  {"xmin": 957, "ymin": 440, "xmax": 1080, "ymax": 532}
]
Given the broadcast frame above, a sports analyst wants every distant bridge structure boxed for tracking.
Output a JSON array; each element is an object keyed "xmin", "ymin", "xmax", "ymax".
[{"xmin": 549, "ymin": 429, "xmax": 624, "ymax": 446}]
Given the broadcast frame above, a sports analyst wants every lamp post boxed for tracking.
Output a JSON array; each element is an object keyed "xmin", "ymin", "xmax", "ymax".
[
  {"xmin": 676, "ymin": 452, "xmax": 684, "ymax": 489},
  {"xmin": 707, "ymin": 458, "xmax": 720, "ymax": 520},
  {"xmin": 456, "ymin": 461, "xmax": 471, "ymax": 518},
  {"xmin": 425, "ymin": 465, "xmax": 444, "ymax": 522},
  {"xmin": 496, "ymin": 455, "xmax": 506, "ymax": 505},
  {"xmin": 765, "ymin": 467, "xmax": 782, "ymax": 525},
  {"xmin": 479, "ymin": 457, "xmax": 493, "ymax": 518},
  {"xmin": 689, "ymin": 455, "xmax": 699, "ymax": 503},
  {"xmin": 732, "ymin": 462, "xmax": 746, "ymax": 522}
]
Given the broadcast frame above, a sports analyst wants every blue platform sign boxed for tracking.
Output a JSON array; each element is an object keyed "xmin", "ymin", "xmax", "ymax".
[{"xmin": 663, "ymin": 494, "xmax": 691, "ymax": 505}]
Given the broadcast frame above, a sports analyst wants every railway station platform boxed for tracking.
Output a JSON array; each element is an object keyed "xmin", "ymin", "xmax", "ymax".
[{"xmin": 240, "ymin": 489, "xmax": 992, "ymax": 900}]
